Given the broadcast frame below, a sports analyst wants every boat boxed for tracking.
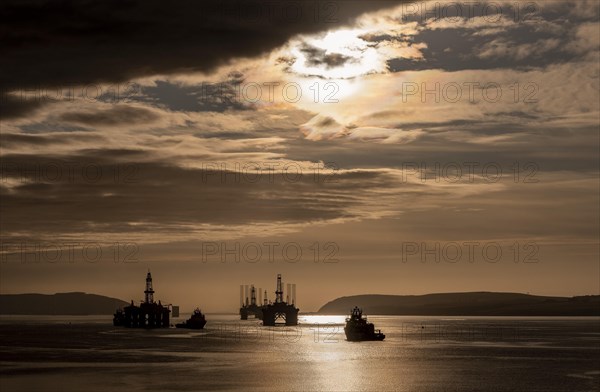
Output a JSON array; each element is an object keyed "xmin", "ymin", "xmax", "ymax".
[
  {"xmin": 175, "ymin": 308, "xmax": 207, "ymax": 329},
  {"xmin": 344, "ymin": 306, "xmax": 385, "ymax": 341}
]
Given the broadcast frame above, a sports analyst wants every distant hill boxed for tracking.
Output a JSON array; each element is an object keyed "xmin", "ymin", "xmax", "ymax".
[
  {"xmin": 0, "ymin": 292, "xmax": 129, "ymax": 315},
  {"xmin": 318, "ymin": 292, "xmax": 600, "ymax": 316}
]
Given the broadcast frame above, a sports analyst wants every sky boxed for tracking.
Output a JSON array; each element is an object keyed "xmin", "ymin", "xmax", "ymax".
[{"xmin": 1, "ymin": 0, "xmax": 599, "ymax": 312}]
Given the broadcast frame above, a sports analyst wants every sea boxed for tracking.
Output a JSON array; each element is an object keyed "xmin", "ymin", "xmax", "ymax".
[{"xmin": 0, "ymin": 315, "xmax": 599, "ymax": 392}]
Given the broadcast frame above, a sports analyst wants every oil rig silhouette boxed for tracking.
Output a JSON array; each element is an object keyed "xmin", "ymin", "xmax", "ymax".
[
  {"xmin": 239, "ymin": 284, "xmax": 264, "ymax": 320},
  {"xmin": 240, "ymin": 274, "xmax": 298, "ymax": 326},
  {"xmin": 113, "ymin": 271, "xmax": 171, "ymax": 328}
]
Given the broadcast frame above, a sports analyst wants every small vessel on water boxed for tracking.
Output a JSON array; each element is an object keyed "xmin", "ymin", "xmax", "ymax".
[
  {"xmin": 344, "ymin": 306, "xmax": 385, "ymax": 341},
  {"xmin": 175, "ymin": 308, "xmax": 207, "ymax": 329}
]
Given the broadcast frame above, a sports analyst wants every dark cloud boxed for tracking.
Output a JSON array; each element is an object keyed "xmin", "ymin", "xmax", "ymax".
[
  {"xmin": 0, "ymin": 94, "xmax": 46, "ymax": 120},
  {"xmin": 281, "ymin": 125, "xmax": 600, "ymax": 173},
  {"xmin": 387, "ymin": 4, "xmax": 594, "ymax": 72},
  {"xmin": 0, "ymin": 0, "xmax": 404, "ymax": 93},
  {"xmin": 300, "ymin": 43, "xmax": 355, "ymax": 69},
  {"xmin": 194, "ymin": 131, "xmax": 252, "ymax": 140},
  {"xmin": 387, "ymin": 26, "xmax": 577, "ymax": 72},
  {"xmin": 314, "ymin": 116, "xmax": 338, "ymax": 127},
  {"xmin": 0, "ymin": 132, "xmax": 105, "ymax": 148},
  {"xmin": 17, "ymin": 123, "xmax": 90, "ymax": 134},
  {"xmin": 0, "ymin": 153, "xmax": 403, "ymax": 242},
  {"xmin": 135, "ymin": 80, "xmax": 249, "ymax": 113},
  {"xmin": 58, "ymin": 105, "xmax": 161, "ymax": 126}
]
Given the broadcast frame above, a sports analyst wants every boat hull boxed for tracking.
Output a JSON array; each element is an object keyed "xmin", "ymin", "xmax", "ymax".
[
  {"xmin": 344, "ymin": 330, "xmax": 385, "ymax": 341},
  {"xmin": 175, "ymin": 322, "xmax": 206, "ymax": 329}
]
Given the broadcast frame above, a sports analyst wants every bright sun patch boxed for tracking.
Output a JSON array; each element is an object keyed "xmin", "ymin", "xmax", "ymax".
[{"xmin": 288, "ymin": 29, "xmax": 387, "ymax": 79}]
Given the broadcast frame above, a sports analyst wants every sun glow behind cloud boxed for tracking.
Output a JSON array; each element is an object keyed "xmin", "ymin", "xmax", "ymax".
[
  {"xmin": 289, "ymin": 28, "xmax": 387, "ymax": 79},
  {"xmin": 271, "ymin": 18, "xmax": 429, "ymax": 140}
]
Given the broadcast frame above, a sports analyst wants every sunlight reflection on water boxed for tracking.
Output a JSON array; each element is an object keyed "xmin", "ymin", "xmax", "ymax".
[
  {"xmin": 300, "ymin": 314, "xmax": 346, "ymax": 325},
  {"xmin": 1, "ymin": 316, "xmax": 599, "ymax": 391}
]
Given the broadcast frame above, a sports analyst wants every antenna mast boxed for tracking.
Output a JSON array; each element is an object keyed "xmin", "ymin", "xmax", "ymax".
[{"xmin": 144, "ymin": 270, "xmax": 154, "ymax": 303}]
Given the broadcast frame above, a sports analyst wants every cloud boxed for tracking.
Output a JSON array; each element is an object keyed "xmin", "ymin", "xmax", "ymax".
[
  {"xmin": 58, "ymin": 105, "xmax": 162, "ymax": 126},
  {"xmin": 299, "ymin": 43, "xmax": 356, "ymax": 69},
  {"xmin": 379, "ymin": 1, "xmax": 594, "ymax": 72},
  {"xmin": 346, "ymin": 127, "xmax": 424, "ymax": 144},
  {"xmin": 0, "ymin": 0, "xmax": 405, "ymax": 93},
  {"xmin": 478, "ymin": 38, "xmax": 562, "ymax": 61},
  {"xmin": 570, "ymin": 22, "xmax": 600, "ymax": 55},
  {"xmin": 0, "ymin": 94, "xmax": 47, "ymax": 120},
  {"xmin": 300, "ymin": 115, "xmax": 348, "ymax": 140},
  {"xmin": 1, "ymin": 153, "xmax": 460, "ymax": 244},
  {"xmin": 300, "ymin": 115, "xmax": 424, "ymax": 144},
  {"xmin": 1, "ymin": 0, "xmax": 598, "ymax": 251},
  {"xmin": 425, "ymin": 15, "xmax": 518, "ymax": 32},
  {"xmin": 0, "ymin": 132, "xmax": 106, "ymax": 149}
]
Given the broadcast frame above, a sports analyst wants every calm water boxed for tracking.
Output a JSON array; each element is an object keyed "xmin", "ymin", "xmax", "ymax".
[{"xmin": 0, "ymin": 315, "xmax": 599, "ymax": 391}]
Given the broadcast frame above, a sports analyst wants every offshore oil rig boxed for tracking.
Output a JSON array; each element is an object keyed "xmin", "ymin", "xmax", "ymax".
[
  {"xmin": 239, "ymin": 284, "xmax": 264, "ymax": 320},
  {"xmin": 113, "ymin": 271, "xmax": 171, "ymax": 328},
  {"xmin": 240, "ymin": 274, "xmax": 298, "ymax": 326}
]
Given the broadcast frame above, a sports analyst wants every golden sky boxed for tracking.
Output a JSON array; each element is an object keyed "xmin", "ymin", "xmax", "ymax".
[{"xmin": 1, "ymin": 0, "xmax": 599, "ymax": 312}]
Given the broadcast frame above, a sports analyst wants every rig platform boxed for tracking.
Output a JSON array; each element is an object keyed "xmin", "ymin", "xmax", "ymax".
[
  {"xmin": 239, "ymin": 274, "xmax": 299, "ymax": 326},
  {"xmin": 113, "ymin": 271, "xmax": 171, "ymax": 328}
]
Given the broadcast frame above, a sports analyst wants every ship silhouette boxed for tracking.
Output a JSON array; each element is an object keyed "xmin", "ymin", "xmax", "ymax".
[
  {"xmin": 175, "ymin": 308, "xmax": 207, "ymax": 329},
  {"xmin": 344, "ymin": 306, "xmax": 385, "ymax": 341}
]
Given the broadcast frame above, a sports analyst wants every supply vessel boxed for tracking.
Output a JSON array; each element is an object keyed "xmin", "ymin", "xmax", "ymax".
[
  {"xmin": 175, "ymin": 308, "xmax": 207, "ymax": 329},
  {"xmin": 344, "ymin": 306, "xmax": 385, "ymax": 341}
]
